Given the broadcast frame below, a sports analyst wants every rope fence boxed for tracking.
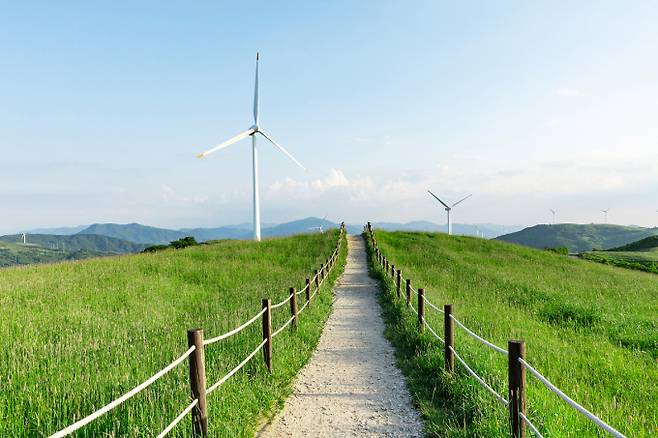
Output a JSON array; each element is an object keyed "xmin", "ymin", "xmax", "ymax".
[
  {"xmin": 365, "ymin": 222, "xmax": 626, "ymax": 438},
  {"xmin": 49, "ymin": 223, "xmax": 346, "ymax": 438}
]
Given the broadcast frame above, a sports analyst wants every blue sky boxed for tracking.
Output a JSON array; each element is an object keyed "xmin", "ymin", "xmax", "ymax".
[{"xmin": 2, "ymin": 1, "xmax": 658, "ymax": 233}]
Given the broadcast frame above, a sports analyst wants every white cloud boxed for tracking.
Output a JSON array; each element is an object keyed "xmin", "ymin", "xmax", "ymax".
[{"xmin": 556, "ymin": 88, "xmax": 580, "ymax": 96}]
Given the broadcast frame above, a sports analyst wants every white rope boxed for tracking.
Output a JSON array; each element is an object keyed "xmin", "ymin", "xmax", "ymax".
[
  {"xmin": 271, "ymin": 293, "xmax": 293, "ymax": 309},
  {"xmin": 450, "ymin": 346, "xmax": 509, "ymax": 406},
  {"xmin": 423, "ymin": 296, "xmax": 444, "ymax": 314},
  {"xmin": 204, "ymin": 308, "xmax": 267, "ymax": 345},
  {"xmin": 272, "ymin": 316, "xmax": 295, "ymax": 338},
  {"xmin": 519, "ymin": 358, "xmax": 625, "ymax": 437},
  {"xmin": 49, "ymin": 346, "xmax": 196, "ymax": 438},
  {"xmin": 409, "ymin": 302, "xmax": 417, "ymax": 314},
  {"xmin": 298, "ymin": 300, "xmax": 310, "ymax": 314},
  {"xmin": 206, "ymin": 339, "xmax": 267, "ymax": 395},
  {"xmin": 520, "ymin": 412, "xmax": 544, "ymax": 438},
  {"xmin": 156, "ymin": 398, "xmax": 198, "ymax": 438},
  {"xmin": 296, "ymin": 284, "xmax": 309, "ymax": 295},
  {"xmin": 450, "ymin": 315, "xmax": 508, "ymax": 356},
  {"xmin": 422, "ymin": 317, "xmax": 445, "ymax": 343}
]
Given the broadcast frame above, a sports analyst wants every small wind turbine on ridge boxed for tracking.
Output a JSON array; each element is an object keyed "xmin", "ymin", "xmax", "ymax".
[
  {"xmin": 550, "ymin": 209, "xmax": 557, "ymax": 225},
  {"xmin": 196, "ymin": 53, "xmax": 306, "ymax": 242},
  {"xmin": 601, "ymin": 209, "xmax": 609, "ymax": 224},
  {"xmin": 309, "ymin": 214, "xmax": 328, "ymax": 233},
  {"xmin": 427, "ymin": 190, "xmax": 472, "ymax": 235}
]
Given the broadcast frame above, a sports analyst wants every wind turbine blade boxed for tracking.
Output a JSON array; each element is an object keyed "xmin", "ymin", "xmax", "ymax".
[
  {"xmin": 253, "ymin": 52, "xmax": 259, "ymax": 125},
  {"xmin": 427, "ymin": 190, "xmax": 450, "ymax": 209},
  {"xmin": 258, "ymin": 130, "xmax": 306, "ymax": 171},
  {"xmin": 451, "ymin": 194, "xmax": 473, "ymax": 207},
  {"xmin": 197, "ymin": 128, "xmax": 255, "ymax": 158}
]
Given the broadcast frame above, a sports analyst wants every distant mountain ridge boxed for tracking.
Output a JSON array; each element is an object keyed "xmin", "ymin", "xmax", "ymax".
[
  {"xmin": 496, "ymin": 223, "xmax": 658, "ymax": 253},
  {"xmin": 21, "ymin": 218, "xmax": 523, "ymax": 246},
  {"xmin": 0, "ymin": 234, "xmax": 148, "ymax": 268},
  {"xmin": 0, "ymin": 233, "xmax": 147, "ymax": 253}
]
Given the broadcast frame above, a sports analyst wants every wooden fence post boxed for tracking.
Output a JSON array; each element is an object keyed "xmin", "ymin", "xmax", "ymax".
[
  {"xmin": 391, "ymin": 263, "xmax": 395, "ymax": 278},
  {"xmin": 305, "ymin": 278, "xmax": 311, "ymax": 304},
  {"xmin": 508, "ymin": 341, "xmax": 526, "ymax": 438},
  {"xmin": 396, "ymin": 269, "xmax": 401, "ymax": 298},
  {"xmin": 320, "ymin": 263, "xmax": 325, "ymax": 281},
  {"xmin": 262, "ymin": 299, "xmax": 272, "ymax": 372},
  {"xmin": 187, "ymin": 329, "xmax": 208, "ymax": 437},
  {"xmin": 385, "ymin": 258, "xmax": 388, "ymax": 272},
  {"xmin": 290, "ymin": 287, "xmax": 298, "ymax": 329},
  {"xmin": 405, "ymin": 279, "xmax": 411, "ymax": 306},
  {"xmin": 444, "ymin": 304, "xmax": 454, "ymax": 372},
  {"xmin": 418, "ymin": 288, "xmax": 425, "ymax": 332},
  {"xmin": 314, "ymin": 269, "xmax": 320, "ymax": 290},
  {"xmin": 325, "ymin": 259, "xmax": 329, "ymax": 276}
]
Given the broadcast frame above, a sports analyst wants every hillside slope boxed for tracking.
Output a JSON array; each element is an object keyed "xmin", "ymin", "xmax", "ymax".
[
  {"xmin": 607, "ymin": 235, "xmax": 658, "ymax": 252},
  {"xmin": 0, "ymin": 234, "xmax": 147, "ymax": 267},
  {"xmin": 78, "ymin": 223, "xmax": 186, "ymax": 244},
  {"xmin": 496, "ymin": 223, "xmax": 658, "ymax": 252},
  {"xmin": 371, "ymin": 230, "xmax": 657, "ymax": 437},
  {"xmin": 0, "ymin": 230, "xmax": 345, "ymax": 437}
]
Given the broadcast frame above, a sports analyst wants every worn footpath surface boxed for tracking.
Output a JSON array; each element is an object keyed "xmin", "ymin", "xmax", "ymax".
[{"xmin": 257, "ymin": 235, "xmax": 423, "ymax": 437}]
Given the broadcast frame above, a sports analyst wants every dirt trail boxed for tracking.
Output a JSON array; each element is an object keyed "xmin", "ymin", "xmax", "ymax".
[{"xmin": 257, "ymin": 235, "xmax": 423, "ymax": 437}]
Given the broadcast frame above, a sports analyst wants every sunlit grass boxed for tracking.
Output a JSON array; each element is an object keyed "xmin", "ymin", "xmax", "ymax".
[
  {"xmin": 0, "ymin": 231, "xmax": 346, "ymax": 437},
  {"xmin": 367, "ymin": 230, "xmax": 657, "ymax": 437}
]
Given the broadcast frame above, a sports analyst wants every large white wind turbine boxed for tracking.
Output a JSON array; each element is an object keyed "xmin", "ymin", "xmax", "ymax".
[
  {"xmin": 427, "ymin": 190, "xmax": 472, "ymax": 235},
  {"xmin": 197, "ymin": 53, "xmax": 306, "ymax": 241},
  {"xmin": 601, "ymin": 209, "xmax": 610, "ymax": 224},
  {"xmin": 550, "ymin": 209, "xmax": 557, "ymax": 224}
]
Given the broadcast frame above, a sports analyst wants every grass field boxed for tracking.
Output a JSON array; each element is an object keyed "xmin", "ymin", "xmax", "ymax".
[
  {"xmin": 367, "ymin": 230, "xmax": 657, "ymax": 437},
  {"xmin": 0, "ymin": 230, "xmax": 346, "ymax": 437},
  {"xmin": 582, "ymin": 250, "xmax": 658, "ymax": 274}
]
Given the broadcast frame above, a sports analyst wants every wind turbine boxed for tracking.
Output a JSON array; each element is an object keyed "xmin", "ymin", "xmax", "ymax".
[
  {"xmin": 196, "ymin": 53, "xmax": 306, "ymax": 241},
  {"xmin": 601, "ymin": 209, "xmax": 609, "ymax": 224},
  {"xmin": 309, "ymin": 214, "xmax": 328, "ymax": 233},
  {"xmin": 549, "ymin": 209, "xmax": 557, "ymax": 224},
  {"xmin": 427, "ymin": 190, "xmax": 472, "ymax": 235}
]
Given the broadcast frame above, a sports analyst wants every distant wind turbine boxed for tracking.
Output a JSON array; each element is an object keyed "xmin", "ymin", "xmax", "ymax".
[
  {"xmin": 601, "ymin": 209, "xmax": 609, "ymax": 224},
  {"xmin": 309, "ymin": 214, "xmax": 328, "ymax": 233},
  {"xmin": 427, "ymin": 190, "xmax": 472, "ymax": 235},
  {"xmin": 196, "ymin": 53, "xmax": 306, "ymax": 242},
  {"xmin": 549, "ymin": 209, "xmax": 557, "ymax": 224}
]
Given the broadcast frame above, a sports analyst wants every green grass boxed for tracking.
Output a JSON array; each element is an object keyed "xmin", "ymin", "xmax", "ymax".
[
  {"xmin": 0, "ymin": 230, "xmax": 346, "ymax": 437},
  {"xmin": 367, "ymin": 230, "xmax": 657, "ymax": 437},
  {"xmin": 582, "ymin": 250, "xmax": 658, "ymax": 275}
]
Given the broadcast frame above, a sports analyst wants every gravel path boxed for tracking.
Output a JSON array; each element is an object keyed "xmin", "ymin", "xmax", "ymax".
[{"xmin": 257, "ymin": 235, "xmax": 423, "ymax": 437}]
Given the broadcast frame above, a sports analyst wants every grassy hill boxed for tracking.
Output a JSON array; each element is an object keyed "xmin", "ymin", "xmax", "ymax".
[
  {"xmin": 369, "ymin": 230, "xmax": 657, "ymax": 437},
  {"xmin": 608, "ymin": 235, "xmax": 658, "ymax": 252},
  {"xmin": 581, "ymin": 235, "xmax": 658, "ymax": 274},
  {"xmin": 0, "ymin": 231, "xmax": 346, "ymax": 437},
  {"xmin": 496, "ymin": 223, "xmax": 658, "ymax": 253},
  {"xmin": 78, "ymin": 223, "xmax": 187, "ymax": 244},
  {"xmin": 0, "ymin": 234, "xmax": 148, "ymax": 268}
]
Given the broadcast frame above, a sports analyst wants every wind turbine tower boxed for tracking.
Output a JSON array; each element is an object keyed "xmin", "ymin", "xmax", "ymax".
[
  {"xmin": 550, "ymin": 209, "xmax": 557, "ymax": 225},
  {"xmin": 196, "ymin": 53, "xmax": 306, "ymax": 242},
  {"xmin": 22, "ymin": 233, "xmax": 26, "ymax": 244},
  {"xmin": 602, "ymin": 209, "xmax": 609, "ymax": 224},
  {"xmin": 427, "ymin": 190, "xmax": 472, "ymax": 235}
]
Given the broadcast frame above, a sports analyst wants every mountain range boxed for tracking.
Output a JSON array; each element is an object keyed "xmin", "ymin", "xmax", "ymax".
[
  {"xmin": 495, "ymin": 223, "xmax": 658, "ymax": 253},
  {"xmin": 25, "ymin": 218, "xmax": 522, "ymax": 244}
]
